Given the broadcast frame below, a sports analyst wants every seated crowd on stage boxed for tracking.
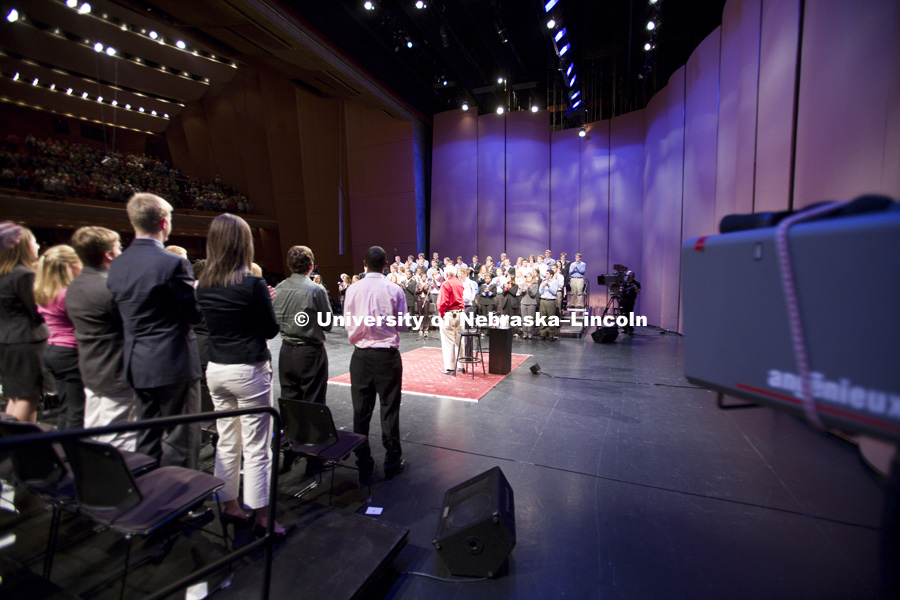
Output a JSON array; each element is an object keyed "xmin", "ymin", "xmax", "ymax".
[{"xmin": 1, "ymin": 132, "xmax": 254, "ymax": 213}]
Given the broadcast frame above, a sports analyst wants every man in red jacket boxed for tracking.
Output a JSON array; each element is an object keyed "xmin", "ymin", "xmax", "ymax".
[{"xmin": 437, "ymin": 264, "xmax": 465, "ymax": 376}]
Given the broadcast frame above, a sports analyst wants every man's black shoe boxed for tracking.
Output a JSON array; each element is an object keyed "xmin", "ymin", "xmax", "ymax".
[{"xmin": 384, "ymin": 459, "xmax": 407, "ymax": 480}]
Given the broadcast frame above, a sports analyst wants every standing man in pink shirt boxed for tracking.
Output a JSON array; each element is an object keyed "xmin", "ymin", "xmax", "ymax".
[{"xmin": 343, "ymin": 246, "xmax": 408, "ymax": 486}]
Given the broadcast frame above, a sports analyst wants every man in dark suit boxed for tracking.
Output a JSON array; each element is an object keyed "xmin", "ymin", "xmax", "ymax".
[
  {"xmin": 107, "ymin": 193, "xmax": 203, "ymax": 468},
  {"xmin": 558, "ymin": 252, "xmax": 572, "ymax": 310},
  {"xmin": 67, "ymin": 226, "xmax": 137, "ymax": 451}
]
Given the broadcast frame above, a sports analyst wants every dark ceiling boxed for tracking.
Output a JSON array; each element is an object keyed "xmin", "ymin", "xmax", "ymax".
[
  {"xmin": 283, "ymin": 0, "xmax": 727, "ymax": 125},
  {"xmin": 0, "ymin": 0, "xmax": 726, "ymax": 136}
]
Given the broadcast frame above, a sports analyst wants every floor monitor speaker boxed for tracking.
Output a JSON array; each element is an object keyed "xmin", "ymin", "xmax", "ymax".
[
  {"xmin": 433, "ymin": 466, "xmax": 516, "ymax": 578},
  {"xmin": 592, "ymin": 326, "xmax": 619, "ymax": 343}
]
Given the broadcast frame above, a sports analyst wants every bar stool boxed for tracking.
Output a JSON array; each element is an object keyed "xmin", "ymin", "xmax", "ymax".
[{"xmin": 456, "ymin": 328, "xmax": 485, "ymax": 379}]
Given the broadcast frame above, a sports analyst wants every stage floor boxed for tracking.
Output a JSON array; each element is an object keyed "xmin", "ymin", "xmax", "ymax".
[{"xmin": 0, "ymin": 325, "xmax": 888, "ymax": 598}]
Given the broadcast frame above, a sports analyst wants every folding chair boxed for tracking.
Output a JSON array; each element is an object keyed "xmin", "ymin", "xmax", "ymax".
[
  {"xmin": 61, "ymin": 438, "xmax": 224, "ymax": 600},
  {"xmin": 278, "ymin": 398, "xmax": 369, "ymax": 504}
]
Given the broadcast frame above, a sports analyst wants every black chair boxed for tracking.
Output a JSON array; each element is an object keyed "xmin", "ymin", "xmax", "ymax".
[
  {"xmin": 61, "ymin": 438, "xmax": 225, "ymax": 600},
  {"xmin": 456, "ymin": 327, "xmax": 485, "ymax": 379},
  {"xmin": 278, "ymin": 398, "xmax": 368, "ymax": 504}
]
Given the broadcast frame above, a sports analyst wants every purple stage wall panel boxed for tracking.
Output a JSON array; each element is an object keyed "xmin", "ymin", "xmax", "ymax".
[
  {"xmin": 505, "ymin": 111, "xmax": 551, "ymax": 260},
  {"xmin": 659, "ymin": 68, "xmax": 686, "ymax": 333},
  {"xmin": 549, "ymin": 129, "xmax": 582, "ymax": 258},
  {"xmin": 578, "ymin": 121, "xmax": 611, "ymax": 312},
  {"xmin": 886, "ymin": 10, "xmax": 900, "ymax": 196},
  {"xmin": 682, "ymin": 29, "xmax": 721, "ymax": 242},
  {"xmin": 754, "ymin": 0, "xmax": 800, "ymax": 213},
  {"xmin": 431, "ymin": 110, "xmax": 478, "ymax": 258},
  {"xmin": 793, "ymin": 0, "xmax": 900, "ymax": 207},
  {"xmin": 477, "ymin": 114, "xmax": 507, "ymax": 257},
  {"xmin": 609, "ymin": 110, "xmax": 646, "ymax": 293},
  {"xmin": 715, "ymin": 0, "xmax": 760, "ymax": 227},
  {"xmin": 641, "ymin": 86, "xmax": 670, "ymax": 328}
]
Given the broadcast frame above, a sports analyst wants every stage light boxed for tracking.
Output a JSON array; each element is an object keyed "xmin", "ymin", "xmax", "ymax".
[
  {"xmin": 546, "ymin": 18, "xmax": 555, "ymax": 29},
  {"xmin": 78, "ymin": 3, "xmax": 91, "ymax": 15},
  {"xmin": 125, "ymin": 103, "xmax": 131, "ymax": 109},
  {"xmin": 571, "ymin": 90, "xmax": 580, "ymax": 99},
  {"xmin": 13, "ymin": 72, "xmax": 19, "ymax": 81},
  {"xmin": 544, "ymin": 0, "xmax": 559, "ymax": 12},
  {"xmin": 111, "ymin": 100, "xmax": 117, "ymax": 106},
  {"xmin": 151, "ymin": 110, "xmax": 157, "ymax": 115},
  {"xmin": 650, "ymin": 0, "xmax": 658, "ymax": 4},
  {"xmin": 568, "ymin": 73, "xmax": 577, "ymax": 87},
  {"xmin": 93, "ymin": 42, "xmax": 104, "ymax": 52},
  {"xmin": 364, "ymin": 1, "xmax": 374, "ymax": 10},
  {"xmin": 415, "ymin": 1, "xmax": 426, "ymax": 8},
  {"xmin": 461, "ymin": 103, "xmax": 469, "ymax": 111},
  {"xmin": 554, "ymin": 28, "xmax": 567, "ymax": 43},
  {"xmin": 176, "ymin": 40, "xmax": 186, "ymax": 49},
  {"xmin": 97, "ymin": 96, "xmax": 102, "ymax": 102},
  {"xmin": 66, "ymin": 88, "xmax": 73, "ymax": 94},
  {"xmin": 497, "ymin": 77, "xmax": 505, "ymax": 84},
  {"xmin": 566, "ymin": 63, "xmax": 574, "ymax": 77},
  {"xmin": 579, "ymin": 126, "xmax": 586, "ymax": 138},
  {"xmin": 406, "ymin": 39, "xmax": 413, "ymax": 48},
  {"xmin": 496, "ymin": 106, "xmax": 504, "ymax": 115},
  {"xmin": 67, "ymin": 0, "xmax": 77, "ymax": 7},
  {"xmin": 138, "ymin": 107, "xmax": 144, "ymax": 112},
  {"xmin": 531, "ymin": 105, "xmax": 538, "ymax": 113},
  {"xmin": 164, "ymin": 113, "xmax": 169, "ymax": 118},
  {"xmin": 31, "ymin": 78, "xmax": 38, "ymax": 86},
  {"xmin": 558, "ymin": 43, "xmax": 570, "ymax": 57},
  {"xmin": 49, "ymin": 84, "xmax": 55, "ymax": 90},
  {"xmin": 647, "ymin": 20, "xmax": 656, "ymax": 31},
  {"xmin": 573, "ymin": 99, "xmax": 582, "ymax": 108},
  {"xmin": 82, "ymin": 91, "xmax": 88, "ymax": 98},
  {"xmin": 106, "ymin": 47, "xmax": 116, "ymax": 56},
  {"xmin": 644, "ymin": 43, "xmax": 652, "ymax": 51},
  {"xmin": 6, "ymin": 9, "xmax": 19, "ymax": 22},
  {"xmin": 149, "ymin": 30, "xmax": 158, "ymax": 39}
]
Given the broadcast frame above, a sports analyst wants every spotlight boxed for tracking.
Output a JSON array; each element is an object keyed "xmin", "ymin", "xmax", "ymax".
[
  {"xmin": 93, "ymin": 42, "xmax": 104, "ymax": 52},
  {"xmin": 50, "ymin": 84, "xmax": 55, "ymax": 90},
  {"xmin": 578, "ymin": 126, "xmax": 586, "ymax": 138},
  {"xmin": 650, "ymin": 0, "xmax": 658, "ymax": 4},
  {"xmin": 415, "ymin": 0, "xmax": 426, "ymax": 8},
  {"xmin": 529, "ymin": 363, "xmax": 541, "ymax": 375},
  {"xmin": 78, "ymin": 2, "xmax": 91, "ymax": 15},
  {"xmin": 566, "ymin": 63, "xmax": 574, "ymax": 77},
  {"xmin": 496, "ymin": 106, "xmax": 504, "ymax": 115},
  {"xmin": 82, "ymin": 91, "xmax": 88, "ymax": 98},
  {"xmin": 568, "ymin": 74, "xmax": 577, "ymax": 87},
  {"xmin": 31, "ymin": 78, "xmax": 38, "ymax": 86},
  {"xmin": 13, "ymin": 72, "xmax": 19, "ymax": 80},
  {"xmin": 554, "ymin": 28, "xmax": 567, "ymax": 43},
  {"xmin": 531, "ymin": 105, "xmax": 538, "ymax": 113},
  {"xmin": 546, "ymin": 18, "xmax": 555, "ymax": 29},
  {"xmin": 138, "ymin": 107, "xmax": 144, "ymax": 112},
  {"xmin": 461, "ymin": 103, "xmax": 469, "ymax": 111},
  {"xmin": 125, "ymin": 103, "xmax": 131, "ymax": 109},
  {"xmin": 66, "ymin": 0, "xmax": 77, "ymax": 7},
  {"xmin": 544, "ymin": 0, "xmax": 559, "ymax": 12},
  {"xmin": 106, "ymin": 47, "xmax": 116, "ymax": 56},
  {"xmin": 176, "ymin": 40, "xmax": 186, "ymax": 49},
  {"xmin": 364, "ymin": 1, "xmax": 374, "ymax": 10},
  {"xmin": 111, "ymin": 100, "xmax": 117, "ymax": 106},
  {"xmin": 558, "ymin": 43, "xmax": 570, "ymax": 56},
  {"xmin": 149, "ymin": 31, "xmax": 158, "ymax": 39},
  {"xmin": 406, "ymin": 39, "xmax": 413, "ymax": 48},
  {"xmin": 646, "ymin": 20, "xmax": 656, "ymax": 31},
  {"xmin": 66, "ymin": 87, "xmax": 73, "ymax": 94},
  {"xmin": 151, "ymin": 110, "xmax": 157, "ymax": 115},
  {"xmin": 644, "ymin": 43, "xmax": 653, "ymax": 51},
  {"xmin": 97, "ymin": 96, "xmax": 103, "ymax": 102},
  {"xmin": 573, "ymin": 98, "xmax": 582, "ymax": 108},
  {"xmin": 6, "ymin": 9, "xmax": 19, "ymax": 22},
  {"xmin": 497, "ymin": 77, "xmax": 505, "ymax": 84},
  {"xmin": 164, "ymin": 113, "xmax": 169, "ymax": 118}
]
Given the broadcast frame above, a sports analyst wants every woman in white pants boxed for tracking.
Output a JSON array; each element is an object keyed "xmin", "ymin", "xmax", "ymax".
[{"xmin": 196, "ymin": 214, "xmax": 283, "ymax": 536}]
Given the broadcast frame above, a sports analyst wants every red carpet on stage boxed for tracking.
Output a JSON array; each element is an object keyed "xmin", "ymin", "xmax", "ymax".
[{"xmin": 329, "ymin": 347, "xmax": 531, "ymax": 402}]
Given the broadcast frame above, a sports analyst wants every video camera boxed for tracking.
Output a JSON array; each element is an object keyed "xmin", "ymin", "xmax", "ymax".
[{"xmin": 598, "ymin": 264, "xmax": 628, "ymax": 298}]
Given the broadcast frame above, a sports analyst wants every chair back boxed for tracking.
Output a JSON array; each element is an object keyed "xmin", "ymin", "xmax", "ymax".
[
  {"xmin": 62, "ymin": 439, "xmax": 142, "ymax": 513},
  {"xmin": 0, "ymin": 420, "xmax": 66, "ymax": 487},
  {"xmin": 279, "ymin": 398, "xmax": 339, "ymax": 450}
]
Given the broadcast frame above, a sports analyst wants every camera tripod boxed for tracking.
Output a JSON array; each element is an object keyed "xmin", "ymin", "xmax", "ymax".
[{"xmin": 602, "ymin": 293, "xmax": 622, "ymax": 318}]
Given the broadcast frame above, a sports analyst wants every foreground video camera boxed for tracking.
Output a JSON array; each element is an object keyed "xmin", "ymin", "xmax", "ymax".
[{"xmin": 682, "ymin": 195, "xmax": 900, "ymax": 441}]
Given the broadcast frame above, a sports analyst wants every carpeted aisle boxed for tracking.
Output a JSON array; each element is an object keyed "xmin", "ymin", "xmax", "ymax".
[{"xmin": 328, "ymin": 346, "xmax": 531, "ymax": 402}]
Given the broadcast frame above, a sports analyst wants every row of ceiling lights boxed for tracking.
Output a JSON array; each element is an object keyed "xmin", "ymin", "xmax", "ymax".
[
  {"xmin": 0, "ymin": 95, "xmax": 157, "ymax": 135},
  {"xmin": 641, "ymin": 0, "xmax": 663, "ymax": 79},
  {"xmin": 7, "ymin": 70, "xmax": 170, "ymax": 118},
  {"xmin": 545, "ymin": 0, "xmax": 582, "ymax": 115}
]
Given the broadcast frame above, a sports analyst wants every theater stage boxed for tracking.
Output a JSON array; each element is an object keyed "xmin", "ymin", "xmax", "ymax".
[{"xmin": 0, "ymin": 325, "xmax": 888, "ymax": 599}]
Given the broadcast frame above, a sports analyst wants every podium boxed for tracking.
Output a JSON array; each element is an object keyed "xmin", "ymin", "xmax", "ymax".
[{"xmin": 487, "ymin": 328, "xmax": 513, "ymax": 374}]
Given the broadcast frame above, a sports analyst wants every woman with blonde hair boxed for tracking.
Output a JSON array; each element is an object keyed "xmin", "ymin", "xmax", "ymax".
[
  {"xmin": 35, "ymin": 245, "xmax": 85, "ymax": 429},
  {"xmin": 195, "ymin": 214, "xmax": 284, "ymax": 537},
  {"xmin": 0, "ymin": 227, "xmax": 49, "ymax": 422}
]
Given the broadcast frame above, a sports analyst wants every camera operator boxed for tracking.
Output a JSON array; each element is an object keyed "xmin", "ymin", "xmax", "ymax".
[{"xmin": 619, "ymin": 270, "xmax": 641, "ymax": 335}]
